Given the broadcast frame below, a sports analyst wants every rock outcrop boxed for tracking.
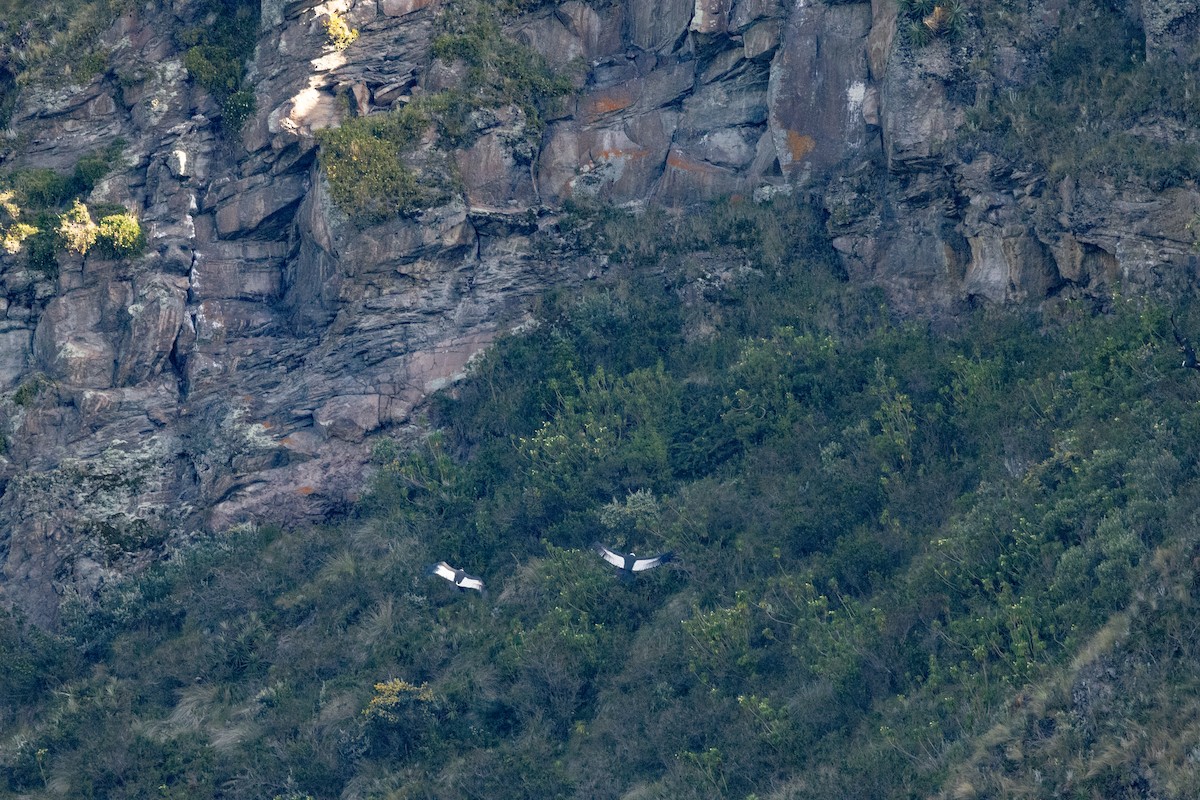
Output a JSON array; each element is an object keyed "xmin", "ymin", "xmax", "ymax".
[{"xmin": 0, "ymin": 0, "xmax": 1197, "ymax": 623}]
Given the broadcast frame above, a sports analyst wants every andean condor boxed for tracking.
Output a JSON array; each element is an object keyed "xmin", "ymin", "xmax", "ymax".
[
  {"xmin": 428, "ymin": 561, "xmax": 486, "ymax": 593},
  {"xmin": 593, "ymin": 542, "xmax": 673, "ymax": 578}
]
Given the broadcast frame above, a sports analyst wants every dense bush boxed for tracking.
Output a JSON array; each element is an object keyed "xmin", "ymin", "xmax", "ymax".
[
  {"xmin": 322, "ymin": 11, "xmax": 358, "ymax": 52},
  {"xmin": 57, "ymin": 199, "xmax": 98, "ymax": 254},
  {"xmin": 0, "ymin": 143, "xmax": 135, "ymax": 270},
  {"xmin": 431, "ymin": 0, "xmax": 574, "ymax": 140},
  {"xmin": 0, "ymin": 0, "xmax": 132, "ymax": 95}
]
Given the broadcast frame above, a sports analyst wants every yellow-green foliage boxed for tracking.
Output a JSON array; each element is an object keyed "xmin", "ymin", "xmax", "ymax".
[
  {"xmin": 55, "ymin": 202, "xmax": 145, "ymax": 261},
  {"xmin": 323, "ymin": 11, "xmax": 358, "ymax": 51},
  {"xmin": 57, "ymin": 199, "xmax": 98, "ymax": 255},
  {"xmin": 362, "ymin": 679, "xmax": 435, "ymax": 723},
  {"xmin": 316, "ymin": 103, "xmax": 457, "ymax": 225},
  {"xmin": 0, "ymin": 190, "xmax": 36, "ymax": 253},
  {"xmin": 96, "ymin": 212, "xmax": 144, "ymax": 256},
  {"xmin": 2, "ymin": 221, "xmax": 37, "ymax": 254},
  {"xmin": 0, "ymin": 145, "xmax": 129, "ymax": 276}
]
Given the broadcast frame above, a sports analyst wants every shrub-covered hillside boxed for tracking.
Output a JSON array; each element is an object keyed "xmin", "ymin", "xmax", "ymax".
[{"xmin": 4, "ymin": 197, "xmax": 1200, "ymax": 799}]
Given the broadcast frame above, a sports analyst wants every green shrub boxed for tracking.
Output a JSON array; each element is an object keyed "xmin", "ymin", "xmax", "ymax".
[
  {"xmin": 182, "ymin": 45, "xmax": 243, "ymax": 94},
  {"xmin": 25, "ymin": 228, "xmax": 60, "ymax": 277},
  {"xmin": 6, "ymin": 142, "xmax": 123, "ymax": 211},
  {"xmin": 899, "ymin": 0, "xmax": 965, "ymax": 46},
  {"xmin": 68, "ymin": 139, "xmax": 125, "ymax": 196},
  {"xmin": 432, "ymin": 0, "xmax": 573, "ymax": 137},
  {"xmin": 316, "ymin": 103, "xmax": 458, "ymax": 225},
  {"xmin": 11, "ymin": 373, "xmax": 51, "ymax": 407},
  {"xmin": 0, "ymin": 0, "xmax": 132, "ymax": 88},
  {"xmin": 9, "ymin": 193, "xmax": 1200, "ymax": 800},
  {"xmin": 223, "ymin": 88, "xmax": 257, "ymax": 133},
  {"xmin": 11, "ymin": 168, "xmax": 72, "ymax": 209},
  {"xmin": 96, "ymin": 212, "xmax": 145, "ymax": 257},
  {"xmin": 0, "ymin": 144, "xmax": 126, "ymax": 265}
]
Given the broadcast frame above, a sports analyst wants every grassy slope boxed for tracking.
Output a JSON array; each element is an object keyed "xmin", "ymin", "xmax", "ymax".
[{"xmin": 3, "ymin": 197, "xmax": 1200, "ymax": 799}]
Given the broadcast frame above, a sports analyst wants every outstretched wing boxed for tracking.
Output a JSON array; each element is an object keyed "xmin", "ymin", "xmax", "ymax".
[
  {"xmin": 633, "ymin": 554, "xmax": 672, "ymax": 573},
  {"xmin": 593, "ymin": 542, "xmax": 626, "ymax": 569},
  {"xmin": 631, "ymin": 551, "xmax": 673, "ymax": 572},
  {"xmin": 456, "ymin": 574, "xmax": 485, "ymax": 592},
  {"xmin": 429, "ymin": 561, "xmax": 458, "ymax": 582}
]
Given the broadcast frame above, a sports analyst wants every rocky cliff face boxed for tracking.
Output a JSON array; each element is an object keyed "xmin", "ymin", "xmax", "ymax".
[{"xmin": 0, "ymin": 0, "xmax": 1197, "ymax": 623}]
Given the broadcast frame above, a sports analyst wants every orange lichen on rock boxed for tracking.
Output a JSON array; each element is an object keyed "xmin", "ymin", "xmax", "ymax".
[
  {"xmin": 666, "ymin": 150, "xmax": 721, "ymax": 173},
  {"xmin": 786, "ymin": 131, "xmax": 816, "ymax": 162},
  {"xmin": 595, "ymin": 147, "xmax": 649, "ymax": 161},
  {"xmin": 582, "ymin": 89, "xmax": 636, "ymax": 118},
  {"xmin": 297, "ymin": 486, "xmax": 315, "ymax": 495}
]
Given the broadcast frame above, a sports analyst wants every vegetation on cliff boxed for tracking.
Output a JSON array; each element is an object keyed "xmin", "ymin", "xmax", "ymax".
[
  {"xmin": 970, "ymin": 0, "xmax": 1200, "ymax": 188},
  {"xmin": 317, "ymin": 0, "xmax": 573, "ymax": 225},
  {"xmin": 0, "ymin": 142, "xmax": 143, "ymax": 274},
  {"xmin": 3, "ymin": 195, "xmax": 1200, "ymax": 798},
  {"xmin": 177, "ymin": 0, "xmax": 260, "ymax": 134},
  {"xmin": 0, "ymin": 0, "xmax": 132, "ymax": 97}
]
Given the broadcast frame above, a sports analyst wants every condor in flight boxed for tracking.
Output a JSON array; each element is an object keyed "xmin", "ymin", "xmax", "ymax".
[
  {"xmin": 1173, "ymin": 315, "xmax": 1200, "ymax": 371},
  {"xmin": 593, "ymin": 543, "xmax": 673, "ymax": 578},
  {"xmin": 428, "ymin": 561, "xmax": 486, "ymax": 593}
]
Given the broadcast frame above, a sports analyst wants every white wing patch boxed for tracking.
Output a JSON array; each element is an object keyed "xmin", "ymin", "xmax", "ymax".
[
  {"xmin": 432, "ymin": 561, "xmax": 458, "ymax": 581},
  {"xmin": 632, "ymin": 552, "xmax": 672, "ymax": 572},
  {"xmin": 457, "ymin": 575, "xmax": 485, "ymax": 592},
  {"xmin": 594, "ymin": 543, "xmax": 626, "ymax": 568}
]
